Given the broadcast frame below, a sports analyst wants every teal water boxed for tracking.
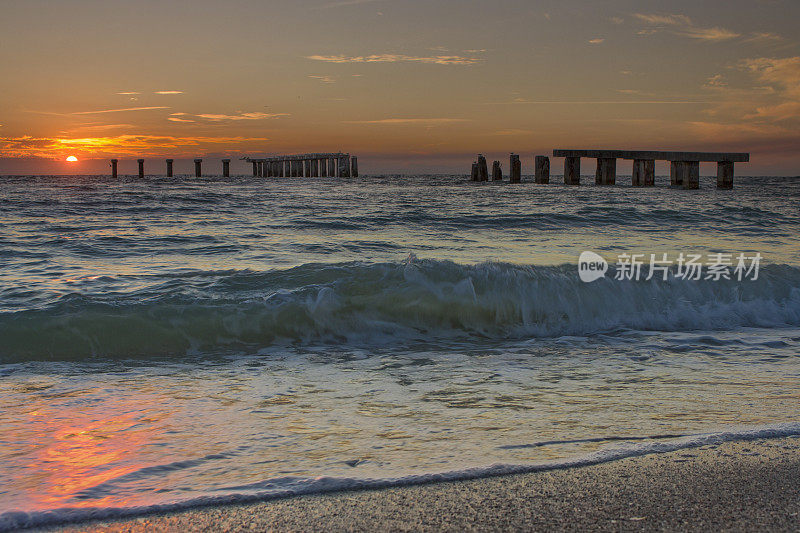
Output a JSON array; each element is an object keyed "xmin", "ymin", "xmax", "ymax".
[{"xmin": 1, "ymin": 174, "xmax": 799, "ymax": 529}]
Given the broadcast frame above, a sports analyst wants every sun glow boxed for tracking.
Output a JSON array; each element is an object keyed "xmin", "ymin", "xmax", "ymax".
[{"xmin": 66, "ymin": 155, "xmax": 78, "ymax": 162}]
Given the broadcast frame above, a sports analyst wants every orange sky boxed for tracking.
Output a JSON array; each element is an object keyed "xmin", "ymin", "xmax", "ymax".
[{"xmin": 1, "ymin": 0, "xmax": 799, "ymax": 174}]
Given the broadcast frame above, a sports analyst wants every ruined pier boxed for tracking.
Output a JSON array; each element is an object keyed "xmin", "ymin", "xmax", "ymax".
[{"xmin": 243, "ymin": 153, "xmax": 358, "ymax": 178}]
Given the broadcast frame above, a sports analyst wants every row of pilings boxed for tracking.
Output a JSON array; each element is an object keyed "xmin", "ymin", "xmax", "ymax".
[
  {"xmin": 471, "ymin": 154, "xmax": 549, "ymax": 183},
  {"xmin": 109, "ymin": 158, "xmax": 229, "ymax": 178}
]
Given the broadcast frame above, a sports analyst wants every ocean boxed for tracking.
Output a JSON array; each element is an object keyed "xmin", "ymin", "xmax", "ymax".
[{"xmin": 1, "ymin": 173, "xmax": 799, "ymax": 530}]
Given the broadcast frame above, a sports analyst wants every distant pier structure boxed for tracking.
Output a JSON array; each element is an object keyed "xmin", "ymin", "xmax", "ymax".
[
  {"xmin": 244, "ymin": 153, "xmax": 358, "ymax": 178},
  {"xmin": 469, "ymin": 149, "xmax": 749, "ymax": 189}
]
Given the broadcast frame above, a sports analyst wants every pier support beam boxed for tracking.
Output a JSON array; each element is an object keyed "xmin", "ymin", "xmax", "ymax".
[
  {"xmin": 320, "ymin": 159, "xmax": 328, "ymax": 177},
  {"xmin": 595, "ymin": 158, "xmax": 616, "ymax": 185},
  {"xmin": 311, "ymin": 159, "xmax": 319, "ymax": 177},
  {"xmin": 676, "ymin": 161, "xmax": 700, "ymax": 189},
  {"xmin": 632, "ymin": 159, "xmax": 655, "ymax": 186},
  {"xmin": 252, "ymin": 161, "xmax": 258, "ymax": 177},
  {"xmin": 510, "ymin": 154, "xmax": 521, "ymax": 183},
  {"xmin": 471, "ymin": 162, "xmax": 478, "ymax": 181},
  {"xmin": 194, "ymin": 159, "xmax": 202, "ymax": 177},
  {"xmin": 491, "ymin": 160, "xmax": 502, "ymax": 181},
  {"xmin": 351, "ymin": 156, "xmax": 358, "ymax": 178},
  {"xmin": 137, "ymin": 159, "xmax": 144, "ymax": 179},
  {"xmin": 717, "ymin": 161, "xmax": 734, "ymax": 189},
  {"xmin": 222, "ymin": 159, "xmax": 230, "ymax": 178},
  {"xmin": 535, "ymin": 156, "xmax": 550, "ymax": 184},
  {"xmin": 111, "ymin": 159, "xmax": 118, "ymax": 179},
  {"xmin": 339, "ymin": 156, "xmax": 351, "ymax": 177},
  {"xmin": 564, "ymin": 156, "xmax": 580, "ymax": 185},
  {"xmin": 477, "ymin": 154, "xmax": 489, "ymax": 181},
  {"xmin": 166, "ymin": 159, "xmax": 174, "ymax": 177},
  {"xmin": 670, "ymin": 161, "xmax": 680, "ymax": 186},
  {"xmin": 329, "ymin": 158, "xmax": 336, "ymax": 177}
]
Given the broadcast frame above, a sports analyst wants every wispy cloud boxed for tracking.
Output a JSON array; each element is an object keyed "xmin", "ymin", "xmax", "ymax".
[
  {"xmin": 487, "ymin": 98, "xmax": 708, "ymax": 105},
  {"xmin": 168, "ymin": 117, "xmax": 196, "ymax": 123},
  {"xmin": 307, "ymin": 54, "xmax": 482, "ymax": 65},
  {"xmin": 344, "ymin": 118, "xmax": 470, "ymax": 125},
  {"xmin": 320, "ymin": 0, "xmax": 382, "ymax": 9},
  {"xmin": 588, "ymin": 38, "xmax": 605, "ymax": 45},
  {"xmin": 491, "ymin": 129, "xmax": 533, "ymax": 136},
  {"xmin": 633, "ymin": 13, "xmax": 739, "ymax": 42},
  {"xmin": 155, "ymin": 91, "xmax": 183, "ymax": 95},
  {"xmin": 309, "ymin": 75, "xmax": 336, "ymax": 83},
  {"xmin": 194, "ymin": 112, "xmax": 289, "ymax": 122},
  {"xmin": 64, "ymin": 107, "xmax": 170, "ymax": 115},
  {"xmin": 116, "ymin": 91, "xmax": 140, "ymax": 95}
]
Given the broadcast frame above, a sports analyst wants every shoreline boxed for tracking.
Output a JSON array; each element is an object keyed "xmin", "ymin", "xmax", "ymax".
[{"xmin": 32, "ymin": 436, "xmax": 800, "ymax": 532}]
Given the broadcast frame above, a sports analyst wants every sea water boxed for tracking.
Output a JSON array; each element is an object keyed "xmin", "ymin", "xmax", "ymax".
[{"xmin": 1, "ymin": 174, "xmax": 799, "ymax": 529}]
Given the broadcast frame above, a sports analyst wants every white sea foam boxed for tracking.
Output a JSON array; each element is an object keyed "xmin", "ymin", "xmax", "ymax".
[{"xmin": 2, "ymin": 422, "xmax": 798, "ymax": 532}]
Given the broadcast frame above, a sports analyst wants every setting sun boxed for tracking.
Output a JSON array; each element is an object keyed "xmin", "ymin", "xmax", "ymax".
[{"xmin": 66, "ymin": 156, "xmax": 78, "ymax": 162}]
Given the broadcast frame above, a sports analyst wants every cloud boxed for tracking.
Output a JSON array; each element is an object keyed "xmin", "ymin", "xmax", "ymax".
[
  {"xmin": 609, "ymin": 16, "xmax": 624, "ymax": 24},
  {"xmin": 116, "ymin": 92, "xmax": 140, "ymax": 95},
  {"xmin": 745, "ymin": 32, "xmax": 784, "ymax": 43},
  {"xmin": 0, "ymin": 134, "xmax": 270, "ymax": 158},
  {"xmin": 704, "ymin": 74, "xmax": 727, "ymax": 89},
  {"xmin": 588, "ymin": 38, "xmax": 605, "ymax": 45},
  {"xmin": 155, "ymin": 91, "xmax": 183, "ymax": 95},
  {"xmin": 739, "ymin": 56, "xmax": 800, "ymax": 121},
  {"xmin": 309, "ymin": 75, "xmax": 336, "ymax": 83},
  {"xmin": 491, "ymin": 129, "xmax": 533, "ymax": 136},
  {"xmin": 487, "ymin": 99, "xmax": 707, "ymax": 105},
  {"xmin": 194, "ymin": 112, "xmax": 289, "ymax": 121},
  {"xmin": 633, "ymin": 13, "xmax": 739, "ymax": 42},
  {"xmin": 616, "ymin": 89, "xmax": 641, "ymax": 94},
  {"xmin": 344, "ymin": 118, "xmax": 470, "ymax": 125},
  {"xmin": 168, "ymin": 117, "xmax": 196, "ymax": 123},
  {"xmin": 70, "ymin": 106, "xmax": 170, "ymax": 115},
  {"xmin": 307, "ymin": 54, "xmax": 481, "ymax": 65},
  {"xmin": 320, "ymin": 0, "xmax": 382, "ymax": 8}
]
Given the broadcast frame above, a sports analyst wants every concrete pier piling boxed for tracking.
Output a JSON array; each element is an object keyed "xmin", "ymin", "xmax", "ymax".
[
  {"xmin": 471, "ymin": 162, "xmax": 478, "ymax": 181},
  {"xmin": 631, "ymin": 159, "xmax": 655, "ymax": 187},
  {"xmin": 194, "ymin": 159, "xmax": 202, "ymax": 177},
  {"xmin": 535, "ymin": 156, "xmax": 550, "ymax": 184},
  {"xmin": 677, "ymin": 161, "xmax": 700, "ymax": 189},
  {"xmin": 351, "ymin": 156, "xmax": 359, "ymax": 178},
  {"xmin": 595, "ymin": 158, "xmax": 616, "ymax": 185},
  {"xmin": 339, "ymin": 155, "xmax": 351, "ymax": 177},
  {"xmin": 252, "ymin": 161, "xmax": 258, "ymax": 177},
  {"xmin": 564, "ymin": 156, "xmax": 580, "ymax": 185},
  {"xmin": 137, "ymin": 159, "xmax": 144, "ymax": 179},
  {"xmin": 492, "ymin": 160, "xmax": 502, "ymax": 181},
  {"xmin": 222, "ymin": 159, "xmax": 230, "ymax": 178},
  {"xmin": 111, "ymin": 159, "xmax": 118, "ymax": 179},
  {"xmin": 166, "ymin": 159, "xmax": 174, "ymax": 177},
  {"xmin": 477, "ymin": 155, "xmax": 489, "ymax": 182},
  {"xmin": 717, "ymin": 161, "xmax": 734, "ymax": 189},
  {"xmin": 670, "ymin": 161, "xmax": 680, "ymax": 186},
  {"xmin": 320, "ymin": 159, "xmax": 328, "ymax": 177},
  {"xmin": 510, "ymin": 154, "xmax": 521, "ymax": 183}
]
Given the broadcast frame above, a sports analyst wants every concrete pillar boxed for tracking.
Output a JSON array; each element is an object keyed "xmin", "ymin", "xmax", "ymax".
[
  {"xmin": 310, "ymin": 159, "xmax": 318, "ymax": 177},
  {"xmin": 717, "ymin": 161, "xmax": 733, "ymax": 189},
  {"xmin": 329, "ymin": 158, "xmax": 337, "ymax": 177},
  {"xmin": 632, "ymin": 159, "xmax": 655, "ymax": 186},
  {"xmin": 477, "ymin": 154, "xmax": 489, "ymax": 181},
  {"xmin": 252, "ymin": 161, "xmax": 258, "ymax": 176},
  {"xmin": 491, "ymin": 160, "xmax": 502, "ymax": 181},
  {"xmin": 677, "ymin": 161, "xmax": 700, "ymax": 189},
  {"xmin": 111, "ymin": 159, "xmax": 118, "ymax": 179},
  {"xmin": 471, "ymin": 162, "xmax": 478, "ymax": 181},
  {"xmin": 351, "ymin": 156, "xmax": 358, "ymax": 177},
  {"xmin": 535, "ymin": 155, "xmax": 550, "ymax": 184},
  {"xmin": 510, "ymin": 154, "xmax": 521, "ymax": 183},
  {"xmin": 294, "ymin": 160, "xmax": 301, "ymax": 177},
  {"xmin": 339, "ymin": 155, "xmax": 351, "ymax": 177},
  {"xmin": 670, "ymin": 161, "xmax": 680, "ymax": 186},
  {"xmin": 222, "ymin": 159, "xmax": 230, "ymax": 178},
  {"xmin": 595, "ymin": 158, "xmax": 616, "ymax": 185},
  {"xmin": 319, "ymin": 159, "xmax": 326, "ymax": 177},
  {"xmin": 137, "ymin": 159, "xmax": 144, "ymax": 179},
  {"xmin": 194, "ymin": 159, "xmax": 202, "ymax": 177},
  {"xmin": 564, "ymin": 156, "xmax": 580, "ymax": 185},
  {"xmin": 166, "ymin": 159, "xmax": 174, "ymax": 177}
]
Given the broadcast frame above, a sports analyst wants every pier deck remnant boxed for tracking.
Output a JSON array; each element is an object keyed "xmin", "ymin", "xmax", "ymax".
[
  {"xmin": 553, "ymin": 150, "xmax": 749, "ymax": 189},
  {"xmin": 244, "ymin": 153, "xmax": 354, "ymax": 178}
]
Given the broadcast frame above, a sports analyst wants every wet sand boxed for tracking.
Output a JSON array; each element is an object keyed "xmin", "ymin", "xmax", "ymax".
[{"xmin": 41, "ymin": 437, "xmax": 800, "ymax": 532}]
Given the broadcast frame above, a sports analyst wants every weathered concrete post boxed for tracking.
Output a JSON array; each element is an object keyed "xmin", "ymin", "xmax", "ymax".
[
  {"xmin": 281, "ymin": 161, "xmax": 287, "ymax": 177},
  {"xmin": 510, "ymin": 154, "xmax": 521, "ymax": 183},
  {"xmin": 491, "ymin": 160, "xmax": 502, "ymax": 181},
  {"xmin": 319, "ymin": 159, "xmax": 327, "ymax": 177},
  {"xmin": 677, "ymin": 161, "xmax": 700, "ymax": 189},
  {"xmin": 166, "ymin": 159, "xmax": 174, "ymax": 177},
  {"xmin": 564, "ymin": 156, "xmax": 580, "ymax": 185},
  {"xmin": 194, "ymin": 159, "xmax": 202, "ymax": 177},
  {"xmin": 311, "ymin": 159, "xmax": 319, "ymax": 177},
  {"xmin": 471, "ymin": 162, "xmax": 478, "ymax": 181},
  {"xmin": 670, "ymin": 161, "xmax": 680, "ymax": 186},
  {"xmin": 632, "ymin": 159, "xmax": 655, "ymax": 186},
  {"xmin": 595, "ymin": 158, "xmax": 616, "ymax": 185},
  {"xmin": 111, "ymin": 159, "xmax": 118, "ymax": 179},
  {"xmin": 351, "ymin": 156, "xmax": 359, "ymax": 177},
  {"xmin": 252, "ymin": 161, "xmax": 257, "ymax": 176},
  {"xmin": 477, "ymin": 155, "xmax": 489, "ymax": 181},
  {"xmin": 222, "ymin": 159, "xmax": 230, "ymax": 178},
  {"xmin": 327, "ymin": 158, "xmax": 335, "ymax": 177},
  {"xmin": 137, "ymin": 159, "xmax": 144, "ymax": 179},
  {"xmin": 717, "ymin": 161, "xmax": 733, "ymax": 189},
  {"xmin": 339, "ymin": 155, "xmax": 351, "ymax": 177},
  {"xmin": 535, "ymin": 155, "xmax": 550, "ymax": 184}
]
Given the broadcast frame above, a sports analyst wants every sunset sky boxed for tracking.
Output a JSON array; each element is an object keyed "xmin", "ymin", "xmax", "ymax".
[{"xmin": 1, "ymin": 0, "xmax": 799, "ymax": 174}]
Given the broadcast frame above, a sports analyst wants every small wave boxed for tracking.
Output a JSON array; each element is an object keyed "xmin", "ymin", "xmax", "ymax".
[
  {"xmin": 1, "ymin": 258, "xmax": 799, "ymax": 361},
  {"xmin": 2, "ymin": 422, "xmax": 798, "ymax": 531}
]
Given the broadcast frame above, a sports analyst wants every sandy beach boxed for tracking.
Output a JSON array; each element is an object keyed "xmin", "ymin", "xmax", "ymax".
[{"xmin": 34, "ymin": 436, "xmax": 799, "ymax": 532}]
